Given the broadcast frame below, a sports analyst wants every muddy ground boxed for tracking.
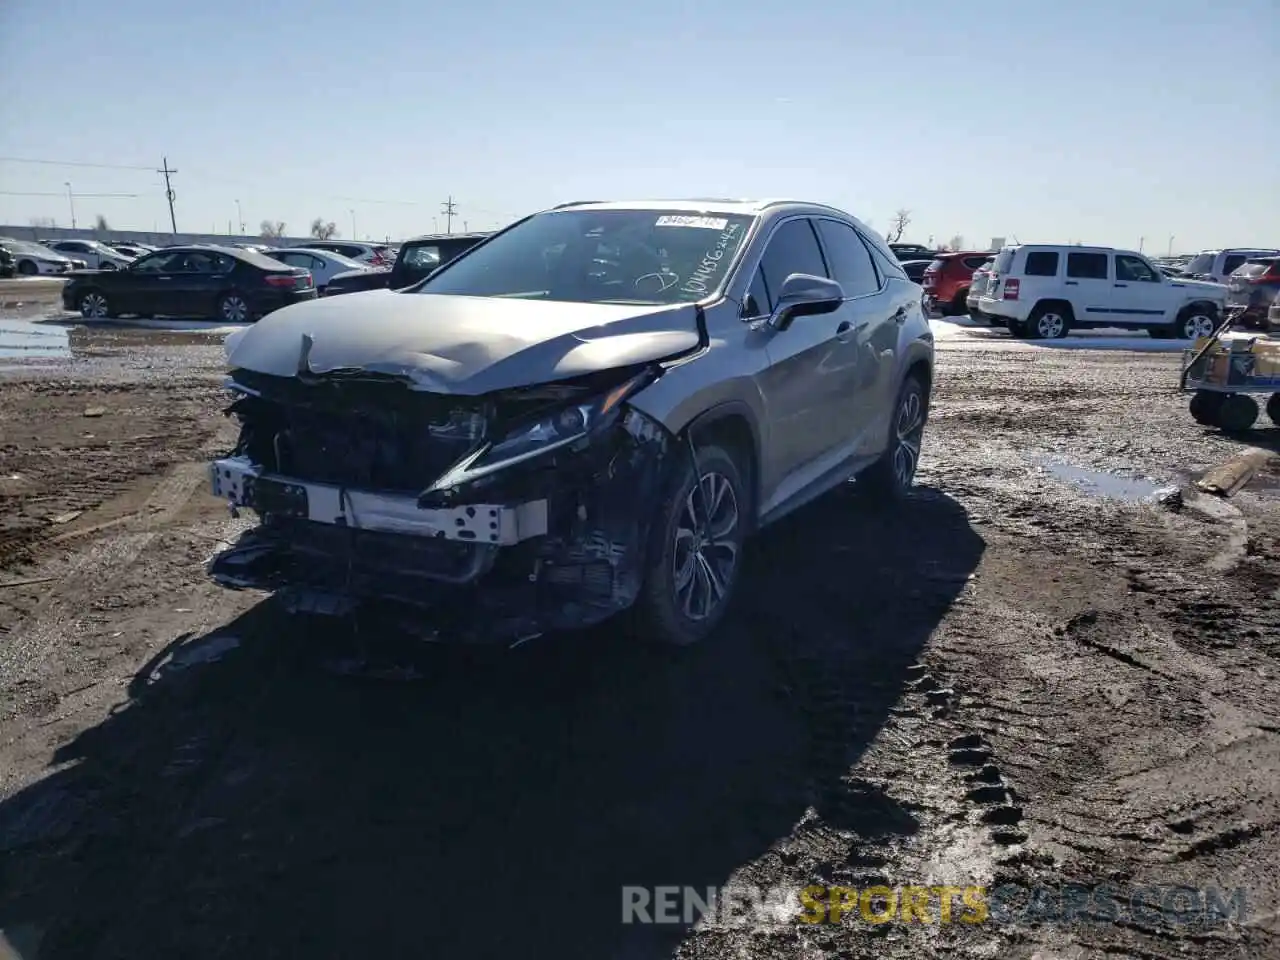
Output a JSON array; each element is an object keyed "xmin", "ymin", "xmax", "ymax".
[{"xmin": 0, "ymin": 324, "xmax": 1278, "ymax": 959}]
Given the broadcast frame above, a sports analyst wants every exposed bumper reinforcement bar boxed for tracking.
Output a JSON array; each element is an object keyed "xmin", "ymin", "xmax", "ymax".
[{"xmin": 209, "ymin": 456, "xmax": 548, "ymax": 545}]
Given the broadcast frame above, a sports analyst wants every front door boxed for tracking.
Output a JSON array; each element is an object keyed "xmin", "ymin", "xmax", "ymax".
[
  {"xmin": 115, "ymin": 250, "xmax": 185, "ymax": 315},
  {"xmin": 1111, "ymin": 253, "xmax": 1169, "ymax": 324},
  {"xmin": 167, "ymin": 250, "xmax": 233, "ymax": 317}
]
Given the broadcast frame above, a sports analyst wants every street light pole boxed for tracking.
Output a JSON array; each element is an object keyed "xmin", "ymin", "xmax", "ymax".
[
  {"xmin": 349, "ymin": 208, "xmax": 356, "ymax": 240},
  {"xmin": 65, "ymin": 182, "xmax": 77, "ymax": 229},
  {"xmin": 235, "ymin": 199, "xmax": 244, "ymax": 234}
]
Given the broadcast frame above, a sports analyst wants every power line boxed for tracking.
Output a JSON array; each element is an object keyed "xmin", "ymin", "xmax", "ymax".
[
  {"xmin": 0, "ymin": 191, "xmax": 140, "ymax": 198},
  {"xmin": 0, "ymin": 155, "xmax": 154, "ymax": 171}
]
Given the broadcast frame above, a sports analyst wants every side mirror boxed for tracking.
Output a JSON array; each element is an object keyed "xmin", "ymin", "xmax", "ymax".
[{"xmin": 769, "ymin": 273, "xmax": 845, "ymax": 330}]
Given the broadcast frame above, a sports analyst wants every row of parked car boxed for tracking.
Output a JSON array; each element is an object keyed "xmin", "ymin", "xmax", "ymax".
[
  {"xmin": 56, "ymin": 232, "xmax": 492, "ymax": 323},
  {"xmin": 887, "ymin": 243, "xmax": 1280, "ymax": 339}
]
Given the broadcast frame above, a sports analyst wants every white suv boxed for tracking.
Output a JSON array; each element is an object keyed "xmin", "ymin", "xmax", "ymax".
[
  {"xmin": 978, "ymin": 244, "xmax": 1228, "ymax": 340},
  {"xmin": 1181, "ymin": 248, "xmax": 1280, "ymax": 285}
]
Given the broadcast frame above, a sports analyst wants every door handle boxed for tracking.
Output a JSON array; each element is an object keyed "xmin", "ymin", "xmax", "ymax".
[
  {"xmin": 835, "ymin": 320, "xmax": 856, "ymax": 342},
  {"xmin": 1064, "ymin": 280, "xmax": 1078, "ymax": 285},
  {"xmin": 892, "ymin": 307, "xmax": 907, "ymax": 323},
  {"xmin": 1114, "ymin": 283, "xmax": 1128, "ymax": 287}
]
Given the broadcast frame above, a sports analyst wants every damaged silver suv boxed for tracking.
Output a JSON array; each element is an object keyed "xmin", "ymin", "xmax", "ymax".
[{"xmin": 209, "ymin": 199, "xmax": 934, "ymax": 646}]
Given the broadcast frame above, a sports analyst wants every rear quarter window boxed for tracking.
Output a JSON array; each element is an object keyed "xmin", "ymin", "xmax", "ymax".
[{"xmin": 1023, "ymin": 251, "xmax": 1059, "ymax": 276}]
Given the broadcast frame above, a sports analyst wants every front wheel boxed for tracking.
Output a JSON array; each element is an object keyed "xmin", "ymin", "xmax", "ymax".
[
  {"xmin": 1267, "ymin": 393, "xmax": 1280, "ymax": 427},
  {"xmin": 859, "ymin": 375, "xmax": 927, "ymax": 502},
  {"xmin": 635, "ymin": 444, "xmax": 748, "ymax": 646},
  {"xmin": 17, "ymin": 260, "xmax": 38, "ymax": 276},
  {"xmin": 1169, "ymin": 306, "xmax": 1219, "ymax": 341}
]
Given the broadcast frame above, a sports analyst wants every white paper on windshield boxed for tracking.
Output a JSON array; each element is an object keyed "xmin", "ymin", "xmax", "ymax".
[{"xmin": 654, "ymin": 215, "xmax": 729, "ymax": 230}]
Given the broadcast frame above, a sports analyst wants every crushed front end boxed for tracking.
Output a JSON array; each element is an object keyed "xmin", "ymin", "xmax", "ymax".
[{"xmin": 207, "ymin": 366, "xmax": 672, "ymax": 642}]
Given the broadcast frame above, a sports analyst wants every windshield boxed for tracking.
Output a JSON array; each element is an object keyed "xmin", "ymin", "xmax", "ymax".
[
  {"xmin": 417, "ymin": 209, "xmax": 755, "ymax": 305},
  {"xmin": 993, "ymin": 249, "xmax": 1015, "ymax": 273},
  {"xmin": 1184, "ymin": 253, "xmax": 1215, "ymax": 275}
]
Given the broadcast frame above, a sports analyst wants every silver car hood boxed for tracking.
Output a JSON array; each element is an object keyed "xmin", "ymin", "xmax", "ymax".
[
  {"xmin": 225, "ymin": 289, "xmax": 703, "ymax": 395},
  {"xmin": 1172, "ymin": 277, "xmax": 1227, "ymax": 294}
]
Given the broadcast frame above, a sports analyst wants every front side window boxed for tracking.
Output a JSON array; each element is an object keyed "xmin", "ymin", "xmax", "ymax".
[
  {"xmin": 745, "ymin": 266, "xmax": 771, "ymax": 316},
  {"xmin": 132, "ymin": 251, "xmax": 184, "ymax": 273},
  {"xmin": 419, "ymin": 209, "xmax": 755, "ymax": 305},
  {"xmin": 759, "ymin": 219, "xmax": 828, "ymax": 300},
  {"xmin": 1067, "ymin": 252, "xmax": 1109, "ymax": 280},
  {"xmin": 1115, "ymin": 254, "xmax": 1159, "ymax": 282}
]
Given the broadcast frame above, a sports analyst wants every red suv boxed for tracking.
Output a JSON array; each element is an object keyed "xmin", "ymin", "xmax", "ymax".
[{"xmin": 922, "ymin": 252, "xmax": 994, "ymax": 316}]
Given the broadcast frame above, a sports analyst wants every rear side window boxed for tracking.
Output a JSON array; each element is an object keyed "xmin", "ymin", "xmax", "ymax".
[
  {"xmin": 1235, "ymin": 260, "xmax": 1277, "ymax": 278},
  {"xmin": 926, "ymin": 258, "xmax": 947, "ymax": 272},
  {"xmin": 759, "ymin": 219, "xmax": 828, "ymax": 298},
  {"xmin": 1023, "ymin": 251, "xmax": 1059, "ymax": 276},
  {"xmin": 1222, "ymin": 254, "xmax": 1249, "ymax": 275},
  {"xmin": 1067, "ymin": 252, "xmax": 1109, "ymax": 279},
  {"xmin": 815, "ymin": 219, "xmax": 879, "ymax": 296},
  {"xmin": 962, "ymin": 256, "xmax": 988, "ymax": 270}
]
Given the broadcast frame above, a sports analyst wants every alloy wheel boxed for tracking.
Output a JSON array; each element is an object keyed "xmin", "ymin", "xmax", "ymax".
[
  {"xmin": 1182, "ymin": 313, "xmax": 1215, "ymax": 339},
  {"xmin": 221, "ymin": 296, "xmax": 248, "ymax": 323},
  {"xmin": 1037, "ymin": 312, "xmax": 1066, "ymax": 338},
  {"xmin": 893, "ymin": 388, "xmax": 925, "ymax": 488},
  {"xmin": 80, "ymin": 293, "xmax": 108, "ymax": 319},
  {"xmin": 672, "ymin": 471, "xmax": 740, "ymax": 621}
]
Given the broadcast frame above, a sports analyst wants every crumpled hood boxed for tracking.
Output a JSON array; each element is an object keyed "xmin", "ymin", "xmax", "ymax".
[{"xmin": 225, "ymin": 289, "xmax": 703, "ymax": 395}]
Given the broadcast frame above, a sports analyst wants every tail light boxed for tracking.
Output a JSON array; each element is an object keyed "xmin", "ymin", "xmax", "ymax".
[
  {"xmin": 265, "ymin": 272, "xmax": 311, "ymax": 289},
  {"xmin": 922, "ymin": 268, "xmax": 938, "ymax": 288},
  {"xmin": 1003, "ymin": 278, "xmax": 1020, "ymax": 301}
]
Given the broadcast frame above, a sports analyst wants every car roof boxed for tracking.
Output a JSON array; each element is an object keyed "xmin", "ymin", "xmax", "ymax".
[
  {"xmin": 404, "ymin": 232, "xmax": 491, "ymax": 243},
  {"xmin": 548, "ymin": 198, "xmax": 849, "ymax": 217}
]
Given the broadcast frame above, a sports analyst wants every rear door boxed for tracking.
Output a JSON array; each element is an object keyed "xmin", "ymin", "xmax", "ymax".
[
  {"xmin": 814, "ymin": 217, "xmax": 897, "ymax": 456},
  {"xmin": 753, "ymin": 218, "xmax": 857, "ymax": 483},
  {"xmin": 167, "ymin": 250, "xmax": 233, "ymax": 317},
  {"xmin": 1064, "ymin": 251, "xmax": 1112, "ymax": 322}
]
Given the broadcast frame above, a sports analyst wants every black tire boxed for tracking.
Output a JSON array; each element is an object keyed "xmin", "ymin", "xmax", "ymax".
[
  {"xmin": 952, "ymin": 290, "xmax": 969, "ymax": 316},
  {"xmin": 858, "ymin": 375, "xmax": 928, "ymax": 503},
  {"xmin": 1027, "ymin": 302, "xmax": 1071, "ymax": 339},
  {"xmin": 217, "ymin": 292, "xmax": 251, "ymax": 323},
  {"xmin": 17, "ymin": 259, "xmax": 38, "ymax": 276},
  {"xmin": 634, "ymin": 443, "xmax": 748, "ymax": 647},
  {"xmin": 1267, "ymin": 393, "xmax": 1280, "ymax": 427},
  {"xmin": 77, "ymin": 289, "xmax": 113, "ymax": 320},
  {"xmin": 1217, "ymin": 394, "xmax": 1259, "ymax": 432},
  {"xmin": 1168, "ymin": 305, "xmax": 1219, "ymax": 340},
  {"xmin": 1007, "ymin": 319, "xmax": 1029, "ymax": 337},
  {"xmin": 1189, "ymin": 390, "xmax": 1224, "ymax": 426}
]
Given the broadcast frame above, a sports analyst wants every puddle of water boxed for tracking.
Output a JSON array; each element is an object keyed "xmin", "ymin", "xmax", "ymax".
[
  {"xmin": 1029, "ymin": 456, "xmax": 1168, "ymax": 502},
  {"xmin": 0, "ymin": 319, "xmax": 71, "ymax": 359}
]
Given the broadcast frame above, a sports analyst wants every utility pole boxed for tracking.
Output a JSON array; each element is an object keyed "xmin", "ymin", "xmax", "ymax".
[
  {"xmin": 64, "ymin": 182, "xmax": 77, "ymax": 229},
  {"xmin": 235, "ymin": 199, "xmax": 244, "ymax": 234},
  {"xmin": 441, "ymin": 195, "xmax": 457, "ymax": 235},
  {"xmin": 1167, "ymin": 235, "xmax": 1175, "ymax": 257},
  {"xmin": 158, "ymin": 156, "xmax": 178, "ymax": 234},
  {"xmin": 349, "ymin": 208, "xmax": 356, "ymax": 241},
  {"xmin": 1138, "ymin": 236, "xmax": 1144, "ymax": 252}
]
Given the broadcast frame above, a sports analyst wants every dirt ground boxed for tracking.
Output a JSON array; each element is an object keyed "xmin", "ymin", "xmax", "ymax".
[{"xmin": 1, "ymin": 323, "xmax": 1278, "ymax": 960}]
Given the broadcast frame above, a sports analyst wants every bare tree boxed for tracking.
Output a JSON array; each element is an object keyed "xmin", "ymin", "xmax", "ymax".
[
  {"xmin": 29, "ymin": 216, "xmax": 57, "ymax": 229},
  {"xmin": 309, "ymin": 218, "xmax": 338, "ymax": 240},
  {"xmin": 260, "ymin": 220, "xmax": 287, "ymax": 239},
  {"xmin": 887, "ymin": 209, "xmax": 912, "ymax": 243},
  {"xmin": 94, "ymin": 214, "xmax": 110, "ymax": 232}
]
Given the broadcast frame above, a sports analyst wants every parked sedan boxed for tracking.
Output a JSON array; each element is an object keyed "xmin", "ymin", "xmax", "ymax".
[
  {"xmin": 264, "ymin": 247, "xmax": 376, "ymax": 294},
  {"xmin": 44, "ymin": 239, "xmax": 133, "ymax": 270},
  {"xmin": 296, "ymin": 240, "xmax": 396, "ymax": 267},
  {"xmin": 1225, "ymin": 257, "xmax": 1280, "ymax": 330},
  {"xmin": 1, "ymin": 239, "xmax": 82, "ymax": 274},
  {"xmin": 108, "ymin": 243, "xmax": 152, "ymax": 259},
  {"xmin": 62, "ymin": 245, "xmax": 317, "ymax": 322}
]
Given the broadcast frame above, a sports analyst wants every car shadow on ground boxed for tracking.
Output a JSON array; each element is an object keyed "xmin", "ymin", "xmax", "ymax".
[{"xmin": 0, "ymin": 486, "xmax": 984, "ymax": 960}]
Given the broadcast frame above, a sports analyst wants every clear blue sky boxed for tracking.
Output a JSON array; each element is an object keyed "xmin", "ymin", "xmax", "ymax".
[{"xmin": 1, "ymin": 0, "xmax": 1276, "ymax": 252}]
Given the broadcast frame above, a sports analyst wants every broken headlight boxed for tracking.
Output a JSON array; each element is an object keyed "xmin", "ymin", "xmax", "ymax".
[{"xmin": 427, "ymin": 372, "xmax": 650, "ymax": 491}]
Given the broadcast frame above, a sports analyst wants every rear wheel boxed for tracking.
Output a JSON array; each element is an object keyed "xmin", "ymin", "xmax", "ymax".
[
  {"xmin": 1189, "ymin": 390, "xmax": 1224, "ymax": 426},
  {"xmin": 1267, "ymin": 393, "xmax": 1280, "ymax": 427},
  {"xmin": 859, "ymin": 375, "xmax": 927, "ymax": 503},
  {"xmin": 78, "ymin": 290, "xmax": 113, "ymax": 319},
  {"xmin": 951, "ymin": 289, "xmax": 969, "ymax": 316},
  {"xmin": 1027, "ymin": 303, "xmax": 1071, "ymax": 339},
  {"xmin": 218, "ymin": 292, "xmax": 250, "ymax": 323},
  {"xmin": 635, "ymin": 443, "xmax": 748, "ymax": 646},
  {"xmin": 1007, "ymin": 319, "xmax": 1029, "ymax": 337}
]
